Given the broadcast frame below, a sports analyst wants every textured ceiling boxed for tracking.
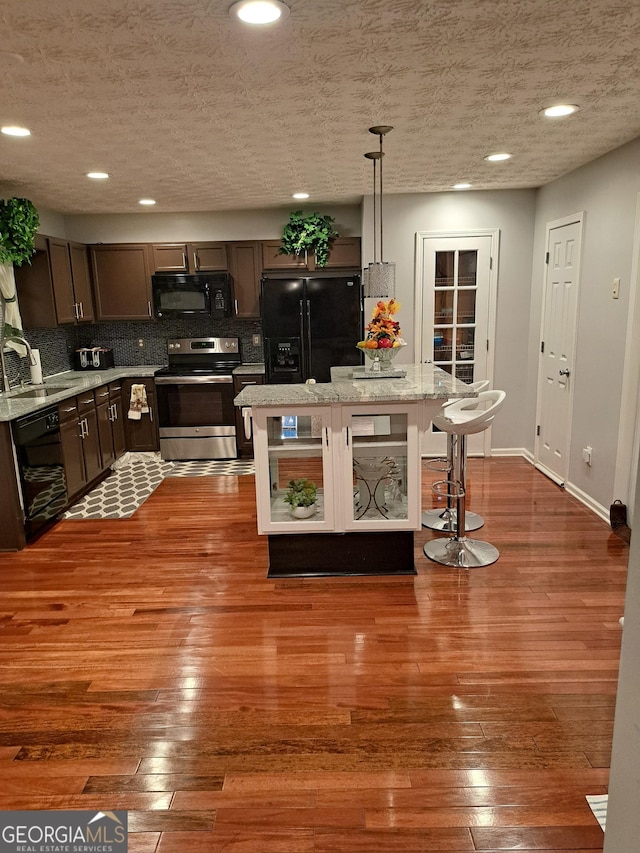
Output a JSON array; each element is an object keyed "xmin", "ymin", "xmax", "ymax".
[{"xmin": 1, "ymin": 0, "xmax": 639, "ymax": 215}]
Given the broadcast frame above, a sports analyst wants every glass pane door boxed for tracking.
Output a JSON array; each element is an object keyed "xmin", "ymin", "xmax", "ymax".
[
  {"xmin": 433, "ymin": 249, "xmax": 478, "ymax": 384},
  {"xmin": 265, "ymin": 411, "xmax": 328, "ymax": 525},
  {"xmin": 348, "ymin": 411, "xmax": 410, "ymax": 525}
]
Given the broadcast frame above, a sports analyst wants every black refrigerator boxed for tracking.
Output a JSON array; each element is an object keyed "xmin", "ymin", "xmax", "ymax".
[{"xmin": 261, "ymin": 272, "xmax": 363, "ymax": 383}]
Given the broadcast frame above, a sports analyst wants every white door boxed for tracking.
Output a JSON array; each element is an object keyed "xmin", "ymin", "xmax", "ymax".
[
  {"xmin": 535, "ymin": 216, "xmax": 583, "ymax": 485},
  {"xmin": 416, "ymin": 234, "xmax": 496, "ymax": 456}
]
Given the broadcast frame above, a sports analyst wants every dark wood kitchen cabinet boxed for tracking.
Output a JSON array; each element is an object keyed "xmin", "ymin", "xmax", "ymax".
[
  {"xmin": 227, "ymin": 241, "xmax": 261, "ymax": 318},
  {"xmin": 58, "ymin": 392, "xmax": 102, "ymax": 499},
  {"xmin": 151, "ymin": 242, "xmax": 228, "ymax": 272},
  {"xmin": 16, "ymin": 235, "xmax": 94, "ymax": 327},
  {"xmin": 261, "ymin": 237, "xmax": 361, "ymax": 272},
  {"xmin": 90, "ymin": 243, "xmax": 154, "ymax": 321},
  {"xmin": 95, "ymin": 385, "xmax": 116, "ymax": 470},
  {"xmin": 234, "ymin": 373, "xmax": 264, "ymax": 457},
  {"xmin": 122, "ymin": 378, "xmax": 159, "ymax": 452}
]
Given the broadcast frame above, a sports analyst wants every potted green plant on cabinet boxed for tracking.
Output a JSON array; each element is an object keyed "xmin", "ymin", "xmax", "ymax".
[
  {"xmin": 280, "ymin": 210, "xmax": 339, "ymax": 268},
  {"xmin": 283, "ymin": 478, "xmax": 318, "ymax": 518},
  {"xmin": 0, "ymin": 197, "xmax": 39, "ymax": 355}
]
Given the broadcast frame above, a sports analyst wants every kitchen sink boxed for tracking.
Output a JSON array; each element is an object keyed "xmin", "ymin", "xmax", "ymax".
[{"xmin": 9, "ymin": 385, "xmax": 74, "ymax": 399}]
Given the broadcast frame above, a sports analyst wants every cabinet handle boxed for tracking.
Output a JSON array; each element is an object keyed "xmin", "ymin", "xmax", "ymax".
[
  {"xmin": 193, "ymin": 252, "xmax": 199, "ymax": 271},
  {"xmin": 98, "ymin": 390, "xmax": 109, "ymax": 399},
  {"xmin": 80, "ymin": 397, "xmax": 93, "ymax": 405},
  {"xmin": 325, "ymin": 426, "xmax": 329, "ymax": 448},
  {"xmin": 148, "ymin": 300, "xmax": 152, "ymax": 317},
  {"xmin": 73, "ymin": 302, "xmax": 79, "ymax": 320},
  {"xmin": 78, "ymin": 302, "xmax": 84, "ymax": 319},
  {"xmin": 149, "ymin": 406, "xmax": 153, "ymax": 423},
  {"xmin": 78, "ymin": 418, "xmax": 86, "ymax": 438},
  {"xmin": 62, "ymin": 406, "xmax": 77, "ymax": 414},
  {"xmin": 182, "ymin": 252, "xmax": 187, "ymax": 269},
  {"xmin": 346, "ymin": 426, "xmax": 351, "ymax": 447},
  {"xmin": 234, "ymin": 299, "xmax": 238, "ymax": 316}
]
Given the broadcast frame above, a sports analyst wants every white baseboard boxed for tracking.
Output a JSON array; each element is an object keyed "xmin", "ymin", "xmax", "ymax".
[
  {"xmin": 564, "ymin": 481, "xmax": 610, "ymax": 524},
  {"xmin": 490, "ymin": 447, "xmax": 533, "ymax": 462}
]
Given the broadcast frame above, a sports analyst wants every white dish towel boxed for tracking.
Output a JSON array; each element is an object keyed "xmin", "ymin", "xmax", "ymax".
[{"xmin": 128, "ymin": 384, "xmax": 149, "ymax": 420}]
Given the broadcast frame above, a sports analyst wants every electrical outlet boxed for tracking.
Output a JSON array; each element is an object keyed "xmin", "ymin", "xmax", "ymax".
[
  {"xmin": 138, "ymin": 338, "xmax": 144, "ymax": 348},
  {"xmin": 252, "ymin": 334, "xmax": 262, "ymax": 347}
]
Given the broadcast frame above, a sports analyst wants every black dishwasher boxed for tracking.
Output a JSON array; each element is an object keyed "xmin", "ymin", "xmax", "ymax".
[{"xmin": 12, "ymin": 405, "xmax": 68, "ymax": 540}]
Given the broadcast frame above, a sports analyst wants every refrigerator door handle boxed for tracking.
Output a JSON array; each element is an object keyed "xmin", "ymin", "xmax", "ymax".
[{"xmin": 299, "ymin": 299, "xmax": 308, "ymax": 379}]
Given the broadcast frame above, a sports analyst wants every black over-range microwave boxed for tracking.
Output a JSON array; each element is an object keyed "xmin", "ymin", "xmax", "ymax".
[{"xmin": 151, "ymin": 272, "xmax": 233, "ymax": 319}]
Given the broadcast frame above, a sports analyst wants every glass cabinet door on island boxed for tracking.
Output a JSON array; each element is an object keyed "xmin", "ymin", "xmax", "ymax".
[
  {"xmin": 342, "ymin": 404, "xmax": 421, "ymax": 532},
  {"xmin": 252, "ymin": 407, "xmax": 335, "ymax": 534}
]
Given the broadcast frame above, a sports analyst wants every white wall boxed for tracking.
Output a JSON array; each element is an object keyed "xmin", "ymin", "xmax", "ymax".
[
  {"xmin": 530, "ymin": 137, "xmax": 640, "ymax": 510},
  {"xmin": 63, "ymin": 204, "xmax": 361, "ymax": 244},
  {"xmin": 362, "ymin": 190, "xmax": 537, "ymax": 451}
]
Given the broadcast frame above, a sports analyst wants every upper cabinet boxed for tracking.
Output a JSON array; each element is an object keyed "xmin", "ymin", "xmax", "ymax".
[
  {"xmin": 16, "ymin": 235, "xmax": 94, "ymax": 328},
  {"xmin": 90, "ymin": 243, "xmax": 154, "ymax": 321},
  {"xmin": 227, "ymin": 241, "xmax": 261, "ymax": 318},
  {"xmin": 261, "ymin": 237, "xmax": 361, "ymax": 272},
  {"xmin": 151, "ymin": 242, "xmax": 228, "ymax": 273}
]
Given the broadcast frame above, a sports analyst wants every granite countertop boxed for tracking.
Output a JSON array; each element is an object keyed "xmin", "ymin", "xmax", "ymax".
[
  {"xmin": 234, "ymin": 363, "xmax": 477, "ymax": 408},
  {"xmin": 233, "ymin": 363, "xmax": 265, "ymax": 376},
  {"xmin": 0, "ymin": 366, "xmax": 161, "ymax": 423}
]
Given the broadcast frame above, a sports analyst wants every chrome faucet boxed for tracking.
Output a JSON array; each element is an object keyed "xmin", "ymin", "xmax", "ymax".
[{"xmin": 1, "ymin": 334, "xmax": 36, "ymax": 393}]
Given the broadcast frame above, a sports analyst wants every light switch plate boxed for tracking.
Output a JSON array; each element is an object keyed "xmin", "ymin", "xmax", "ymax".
[{"xmin": 612, "ymin": 277, "xmax": 620, "ymax": 299}]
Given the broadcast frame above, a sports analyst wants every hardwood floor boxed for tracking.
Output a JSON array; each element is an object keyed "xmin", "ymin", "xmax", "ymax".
[{"xmin": 0, "ymin": 457, "xmax": 627, "ymax": 852}]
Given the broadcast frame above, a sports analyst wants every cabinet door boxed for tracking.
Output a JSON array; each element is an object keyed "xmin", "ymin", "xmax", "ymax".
[
  {"xmin": 227, "ymin": 241, "xmax": 261, "ymax": 318},
  {"xmin": 81, "ymin": 408, "xmax": 102, "ymax": 483},
  {"xmin": 325, "ymin": 237, "xmax": 361, "ymax": 269},
  {"xmin": 68, "ymin": 242, "xmax": 95, "ymax": 322},
  {"xmin": 14, "ymin": 235, "xmax": 59, "ymax": 329},
  {"xmin": 341, "ymin": 404, "xmax": 420, "ymax": 532},
  {"xmin": 90, "ymin": 244, "xmax": 153, "ymax": 320},
  {"xmin": 261, "ymin": 240, "xmax": 310, "ymax": 271},
  {"xmin": 123, "ymin": 379, "xmax": 159, "ymax": 451},
  {"xmin": 252, "ymin": 406, "xmax": 334, "ymax": 534},
  {"xmin": 234, "ymin": 374, "xmax": 264, "ymax": 457},
  {"xmin": 151, "ymin": 244, "xmax": 189, "ymax": 272},
  {"xmin": 48, "ymin": 238, "xmax": 76, "ymax": 324},
  {"xmin": 109, "ymin": 384, "xmax": 127, "ymax": 459},
  {"xmin": 59, "ymin": 418, "xmax": 85, "ymax": 498},
  {"xmin": 189, "ymin": 242, "xmax": 228, "ymax": 271},
  {"xmin": 95, "ymin": 387, "xmax": 115, "ymax": 470}
]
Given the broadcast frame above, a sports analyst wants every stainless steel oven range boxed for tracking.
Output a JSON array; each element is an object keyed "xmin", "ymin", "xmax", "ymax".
[{"xmin": 154, "ymin": 337, "xmax": 241, "ymax": 460}]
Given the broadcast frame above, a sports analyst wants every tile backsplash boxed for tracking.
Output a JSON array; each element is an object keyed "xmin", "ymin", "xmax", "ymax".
[{"xmin": 1, "ymin": 298, "xmax": 263, "ymax": 388}]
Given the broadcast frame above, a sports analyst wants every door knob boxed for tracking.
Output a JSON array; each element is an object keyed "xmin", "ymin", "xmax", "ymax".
[{"xmin": 559, "ymin": 368, "xmax": 571, "ymax": 376}]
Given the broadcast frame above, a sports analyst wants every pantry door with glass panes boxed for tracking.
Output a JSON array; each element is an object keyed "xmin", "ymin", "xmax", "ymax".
[{"xmin": 419, "ymin": 235, "xmax": 494, "ymax": 456}]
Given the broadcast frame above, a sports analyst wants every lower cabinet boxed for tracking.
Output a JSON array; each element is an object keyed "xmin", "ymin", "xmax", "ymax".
[
  {"xmin": 234, "ymin": 373, "xmax": 265, "ymax": 457},
  {"xmin": 109, "ymin": 382, "xmax": 127, "ymax": 458},
  {"xmin": 122, "ymin": 378, "xmax": 159, "ymax": 452},
  {"xmin": 251, "ymin": 403, "xmax": 420, "ymax": 535},
  {"xmin": 58, "ymin": 391, "xmax": 102, "ymax": 500}
]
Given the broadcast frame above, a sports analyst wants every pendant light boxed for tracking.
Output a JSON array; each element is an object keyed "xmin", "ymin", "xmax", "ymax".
[{"xmin": 363, "ymin": 125, "xmax": 395, "ymax": 298}]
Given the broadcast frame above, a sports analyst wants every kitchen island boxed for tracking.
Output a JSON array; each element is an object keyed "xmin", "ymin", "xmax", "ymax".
[{"xmin": 234, "ymin": 363, "xmax": 475, "ymax": 577}]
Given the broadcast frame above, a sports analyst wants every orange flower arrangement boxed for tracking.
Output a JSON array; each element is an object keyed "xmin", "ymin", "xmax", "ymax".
[{"xmin": 357, "ymin": 299, "xmax": 405, "ymax": 349}]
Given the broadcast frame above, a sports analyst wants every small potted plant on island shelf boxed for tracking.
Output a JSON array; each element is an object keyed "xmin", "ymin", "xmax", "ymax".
[{"xmin": 283, "ymin": 478, "xmax": 318, "ymax": 519}]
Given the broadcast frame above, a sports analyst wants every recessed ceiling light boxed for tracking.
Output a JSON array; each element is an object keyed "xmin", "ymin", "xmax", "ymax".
[
  {"xmin": 541, "ymin": 104, "xmax": 580, "ymax": 118},
  {"xmin": 86, "ymin": 172, "xmax": 110, "ymax": 180},
  {"xmin": 484, "ymin": 152, "xmax": 512, "ymax": 162},
  {"xmin": 1, "ymin": 125, "xmax": 31, "ymax": 137},
  {"xmin": 452, "ymin": 182, "xmax": 472, "ymax": 190},
  {"xmin": 292, "ymin": 192, "xmax": 309, "ymax": 199},
  {"xmin": 229, "ymin": 0, "xmax": 289, "ymax": 24},
  {"xmin": 139, "ymin": 199, "xmax": 156, "ymax": 206}
]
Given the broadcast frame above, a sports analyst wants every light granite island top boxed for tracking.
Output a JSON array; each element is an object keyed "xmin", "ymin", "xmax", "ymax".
[{"xmin": 233, "ymin": 362, "xmax": 476, "ymax": 408}]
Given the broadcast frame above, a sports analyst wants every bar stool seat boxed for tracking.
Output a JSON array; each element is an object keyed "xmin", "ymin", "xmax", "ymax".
[
  {"xmin": 422, "ymin": 380, "xmax": 490, "ymax": 533},
  {"xmin": 424, "ymin": 390, "xmax": 506, "ymax": 568}
]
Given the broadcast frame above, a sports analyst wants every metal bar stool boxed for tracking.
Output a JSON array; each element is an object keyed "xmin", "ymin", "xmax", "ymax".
[
  {"xmin": 423, "ymin": 390, "xmax": 506, "ymax": 568},
  {"xmin": 422, "ymin": 380, "xmax": 489, "ymax": 533}
]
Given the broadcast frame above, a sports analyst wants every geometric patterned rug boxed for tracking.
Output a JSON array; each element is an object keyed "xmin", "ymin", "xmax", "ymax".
[
  {"xmin": 63, "ymin": 453, "xmax": 255, "ymax": 520},
  {"xmin": 586, "ymin": 794, "xmax": 608, "ymax": 831}
]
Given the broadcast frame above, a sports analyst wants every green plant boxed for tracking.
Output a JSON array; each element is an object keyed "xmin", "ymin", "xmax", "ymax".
[
  {"xmin": 0, "ymin": 197, "xmax": 39, "ymax": 266},
  {"xmin": 280, "ymin": 210, "xmax": 339, "ymax": 267},
  {"xmin": 283, "ymin": 478, "xmax": 318, "ymax": 508}
]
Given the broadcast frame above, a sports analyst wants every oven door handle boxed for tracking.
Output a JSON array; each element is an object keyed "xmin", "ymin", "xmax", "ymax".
[{"xmin": 154, "ymin": 375, "xmax": 233, "ymax": 385}]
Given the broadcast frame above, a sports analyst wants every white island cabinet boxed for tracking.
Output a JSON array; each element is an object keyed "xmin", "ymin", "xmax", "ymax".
[{"xmin": 235, "ymin": 363, "xmax": 475, "ymax": 577}]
